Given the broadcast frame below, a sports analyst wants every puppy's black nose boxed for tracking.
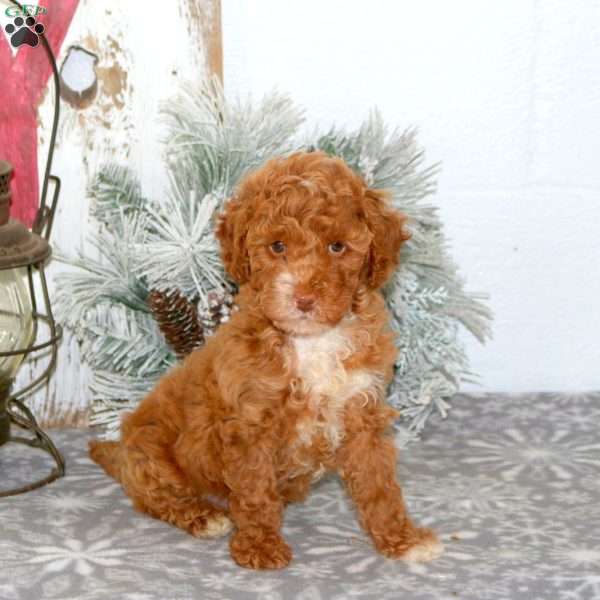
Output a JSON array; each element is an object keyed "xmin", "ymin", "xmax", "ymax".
[{"xmin": 295, "ymin": 293, "xmax": 316, "ymax": 313}]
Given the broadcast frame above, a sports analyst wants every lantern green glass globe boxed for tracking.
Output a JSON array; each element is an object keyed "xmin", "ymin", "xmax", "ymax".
[
  {"xmin": 0, "ymin": 268, "xmax": 34, "ymax": 387},
  {"xmin": 0, "ymin": 268, "xmax": 34, "ymax": 446}
]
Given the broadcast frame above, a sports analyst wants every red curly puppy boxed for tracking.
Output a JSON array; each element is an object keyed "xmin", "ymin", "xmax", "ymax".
[{"xmin": 90, "ymin": 151, "xmax": 443, "ymax": 569}]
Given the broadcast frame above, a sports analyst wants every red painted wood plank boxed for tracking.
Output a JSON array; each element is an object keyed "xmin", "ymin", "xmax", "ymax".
[{"xmin": 0, "ymin": 0, "xmax": 79, "ymax": 227}]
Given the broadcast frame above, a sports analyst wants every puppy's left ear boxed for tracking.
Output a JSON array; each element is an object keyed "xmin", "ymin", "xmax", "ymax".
[
  {"xmin": 362, "ymin": 189, "xmax": 411, "ymax": 289},
  {"xmin": 216, "ymin": 196, "xmax": 251, "ymax": 284}
]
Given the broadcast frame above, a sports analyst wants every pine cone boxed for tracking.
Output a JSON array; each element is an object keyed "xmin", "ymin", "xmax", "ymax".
[
  {"xmin": 199, "ymin": 290, "xmax": 237, "ymax": 337},
  {"xmin": 148, "ymin": 289, "xmax": 205, "ymax": 359}
]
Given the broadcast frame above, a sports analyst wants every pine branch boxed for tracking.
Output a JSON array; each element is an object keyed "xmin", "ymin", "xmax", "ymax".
[
  {"xmin": 162, "ymin": 77, "xmax": 305, "ymax": 198},
  {"xmin": 55, "ymin": 211, "xmax": 150, "ymax": 326},
  {"xmin": 134, "ymin": 190, "xmax": 227, "ymax": 302},
  {"xmin": 89, "ymin": 164, "xmax": 147, "ymax": 227}
]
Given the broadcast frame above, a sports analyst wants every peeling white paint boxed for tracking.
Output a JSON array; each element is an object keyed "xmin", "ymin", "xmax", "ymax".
[{"xmin": 17, "ymin": 0, "xmax": 218, "ymax": 426}]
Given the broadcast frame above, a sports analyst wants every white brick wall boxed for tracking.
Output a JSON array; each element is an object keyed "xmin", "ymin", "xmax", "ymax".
[{"xmin": 224, "ymin": 0, "xmax": 600, "ymax": 392}]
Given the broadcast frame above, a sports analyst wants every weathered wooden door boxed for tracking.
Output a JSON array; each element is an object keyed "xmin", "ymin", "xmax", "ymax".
[{"xmin": 1, "ymin": 0, "xmax": 222, "ymax": 426}]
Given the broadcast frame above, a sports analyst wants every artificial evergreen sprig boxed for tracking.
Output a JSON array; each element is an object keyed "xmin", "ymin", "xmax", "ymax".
[{"xmin": 56, "ymin": 79, "xmax": 491, "ymax": 441}]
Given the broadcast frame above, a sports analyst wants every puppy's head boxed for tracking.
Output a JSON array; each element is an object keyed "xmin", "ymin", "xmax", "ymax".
[{"xmin": 217, "ymin": 152, "xmax": 410, "ymax": 335}]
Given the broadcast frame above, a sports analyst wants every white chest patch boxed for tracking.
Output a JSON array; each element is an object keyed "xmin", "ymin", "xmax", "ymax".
[{"xmin": 290, "ymin": 321, "xmax": 379, "ymax": 452}]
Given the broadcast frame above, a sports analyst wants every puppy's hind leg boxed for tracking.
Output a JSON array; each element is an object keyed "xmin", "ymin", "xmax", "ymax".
[
  {"xmin": 89, "ymin": 440, "xmax": 122, "ymax": 481},
  {"xmin": 119, "ymin": 425, "xmax": 232, "ymax": 539}
]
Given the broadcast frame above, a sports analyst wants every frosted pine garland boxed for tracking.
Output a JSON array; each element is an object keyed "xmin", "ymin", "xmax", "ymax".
[{"xmin": 56, "ymin": 79, "xmax": 491, "ymax": 441}]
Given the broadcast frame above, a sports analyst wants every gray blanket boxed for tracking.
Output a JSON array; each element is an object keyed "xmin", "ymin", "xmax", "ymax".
[{"xmin": 1, "ymin": 392, "xmax": 599, "ymax": 600}]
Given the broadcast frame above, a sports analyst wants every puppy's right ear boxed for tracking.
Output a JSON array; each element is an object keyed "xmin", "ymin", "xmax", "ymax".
[{"xmin": 216, "ymin": 196, "xmax": 251, "ymax": 284}]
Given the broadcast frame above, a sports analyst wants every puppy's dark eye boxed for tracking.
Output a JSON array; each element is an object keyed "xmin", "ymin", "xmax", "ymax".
[
  {"xmin": 270, "ymin": 241, "xmax": 286, "ymax": 255},
  {"xmin": 328, "ymin": 241, "xmax": 346, "ymax": 255}
]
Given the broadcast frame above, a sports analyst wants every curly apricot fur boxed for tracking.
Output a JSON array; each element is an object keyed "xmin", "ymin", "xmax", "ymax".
[{"xmin": 89, "ymin": 152, "xmax": 442, "ymax": 569}]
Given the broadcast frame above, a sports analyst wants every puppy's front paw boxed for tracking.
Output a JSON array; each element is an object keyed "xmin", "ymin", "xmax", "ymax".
[
  {"xmin": 230, "ymin": 528, "xmax": 292, "ymax": 570},
  {"xmin": 375, "ymin": 526, "xmax": 444, "ymax": 563}
]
